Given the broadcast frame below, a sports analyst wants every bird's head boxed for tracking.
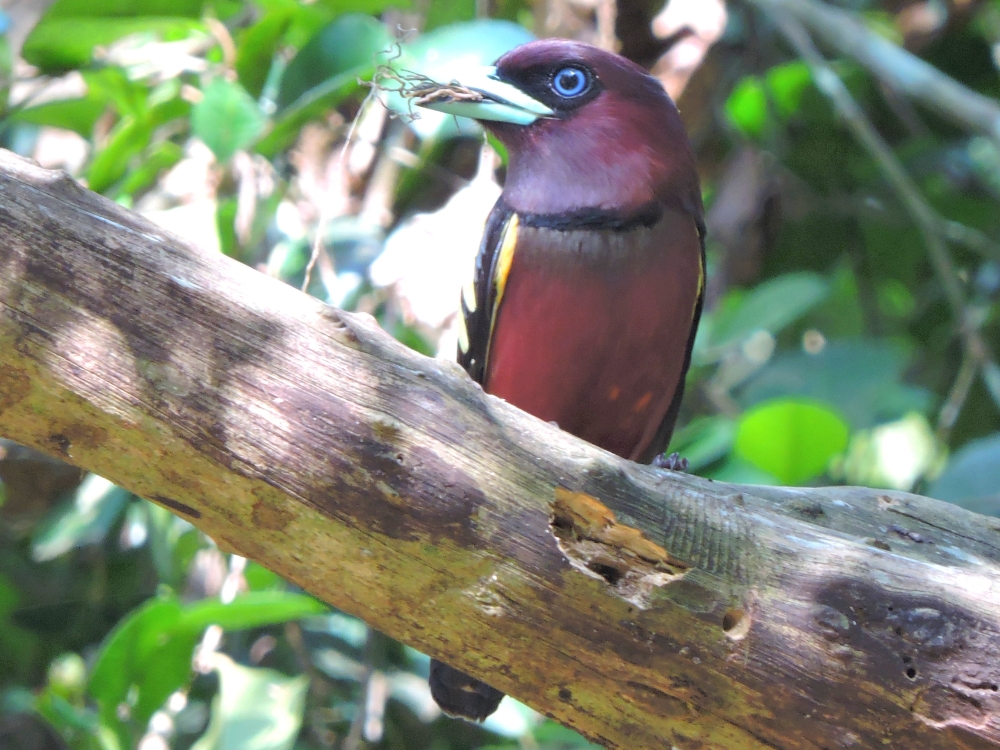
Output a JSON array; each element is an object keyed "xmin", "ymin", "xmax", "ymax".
[{"xmin": 417, "ymin": 39, "xmax": 700, "ymax": 218}]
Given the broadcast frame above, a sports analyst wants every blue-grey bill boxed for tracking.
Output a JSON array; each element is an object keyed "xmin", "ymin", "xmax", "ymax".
[{"xmin": 416, "ymin": 66, "xmax": 554, "ymax": 125}]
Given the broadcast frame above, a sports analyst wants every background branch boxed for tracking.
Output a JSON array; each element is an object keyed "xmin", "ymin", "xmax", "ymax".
[{"xmin": 747, "ymin": 0, "xmax": 1000, "ymax": 145}]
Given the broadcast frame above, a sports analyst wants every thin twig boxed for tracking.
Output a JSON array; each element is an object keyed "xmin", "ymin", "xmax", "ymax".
[
  {"xmin": 938, "ymin": 351, "xmax": 977, "ymax": 442},
  {"xmin": 301, "ymin": 86, "xmax": 377, "ymax": 294},
  {"xmin": 769, "ymin": 11, "xmax": 999, "ymax": 411}
]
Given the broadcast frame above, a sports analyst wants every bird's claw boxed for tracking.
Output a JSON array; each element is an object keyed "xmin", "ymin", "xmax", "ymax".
[{"xmin": 653, "ymin": 452, "xmax": 689, "ymax": 472}]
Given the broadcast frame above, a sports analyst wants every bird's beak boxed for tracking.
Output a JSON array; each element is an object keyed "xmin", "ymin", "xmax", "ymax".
[{"xmin": 416, "ymin": 66, "xmax": 554, "ymax": 125}]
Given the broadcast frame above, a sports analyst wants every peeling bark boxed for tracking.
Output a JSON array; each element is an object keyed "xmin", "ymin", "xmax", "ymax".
[{"xmin": 0, "ymin": 150, "xmax": 998, "ymax": 749}]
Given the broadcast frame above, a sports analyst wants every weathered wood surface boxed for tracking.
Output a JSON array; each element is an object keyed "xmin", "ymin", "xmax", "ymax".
[{"xmin": 0, "ymin": 149, "xmax": 998, "ymax": 750}]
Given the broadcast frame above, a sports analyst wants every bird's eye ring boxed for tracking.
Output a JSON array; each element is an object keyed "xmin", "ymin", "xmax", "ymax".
[{"xmin": 551, "ymin": 67, "xmax": 590, "ymax": 98}]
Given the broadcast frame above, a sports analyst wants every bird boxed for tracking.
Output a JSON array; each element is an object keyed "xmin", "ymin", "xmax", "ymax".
[{"xmin": 415, "ymin": 38, "xmax": 705, "ymax": 722}]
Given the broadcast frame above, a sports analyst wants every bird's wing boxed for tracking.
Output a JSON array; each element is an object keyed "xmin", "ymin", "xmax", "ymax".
[
  {"xmin": 457, "ymin": 199, "xmax": 516, "ymax": 384},
  {"xmin": 636, "ymin": 218, "xmax": 707, "ymax": 464}
]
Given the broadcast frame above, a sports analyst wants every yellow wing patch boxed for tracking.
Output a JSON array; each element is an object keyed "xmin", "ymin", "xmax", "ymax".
[
  {"xmin": 692, "ymin": 250, "xmax": 705, "ymax": 321},
  {"xmin": 493, "ymin": 213, "xmax": 520, "ymax": 313},
  {"xmin": 482, "ymin": 212, "xmax": 519, "ymax": 371}
]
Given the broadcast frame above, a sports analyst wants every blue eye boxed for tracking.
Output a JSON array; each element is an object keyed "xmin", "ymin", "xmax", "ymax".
[{"xmin": 552, "ymin": 67, "xmax": 589, "ymax": 98}]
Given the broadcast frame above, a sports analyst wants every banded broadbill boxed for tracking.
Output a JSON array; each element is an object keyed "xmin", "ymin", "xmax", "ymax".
[{"xmin": 417, "ymin": 39, "xmax": 705, "ymax": 721}]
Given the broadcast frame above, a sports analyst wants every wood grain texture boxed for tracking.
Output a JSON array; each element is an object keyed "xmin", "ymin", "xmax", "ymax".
[{"xmin": 0, "ymin": 149, "xmax": 998, "ymax": 749}]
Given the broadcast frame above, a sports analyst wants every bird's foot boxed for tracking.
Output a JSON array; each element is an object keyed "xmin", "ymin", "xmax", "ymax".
[{"xmin": 653, "ymin": 452, "xmax": 689, "ymax": 472}]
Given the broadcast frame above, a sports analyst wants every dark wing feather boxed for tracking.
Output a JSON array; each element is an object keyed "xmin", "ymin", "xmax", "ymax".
[
  {"xmin": 458, "ymin": 198, "xmax": 513, "ymax": 384},
  {"xmin": 637, "ymin": 219, "xmax": 707, "ymax": 464}
]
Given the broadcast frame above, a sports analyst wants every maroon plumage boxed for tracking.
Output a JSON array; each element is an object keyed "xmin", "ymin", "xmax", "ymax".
[{"xmin": 424, "ymin": 38, "xmax": 705, "ymax": 720}]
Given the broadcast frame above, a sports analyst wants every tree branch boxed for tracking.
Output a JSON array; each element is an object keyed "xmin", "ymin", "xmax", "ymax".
[
  {"xmin": 746, "ymin": 0, "xmax": 1000, "ymax": 146},
  {"xmin": 1, "ymin": 150, "xmax": 999, "ymax": 749}
]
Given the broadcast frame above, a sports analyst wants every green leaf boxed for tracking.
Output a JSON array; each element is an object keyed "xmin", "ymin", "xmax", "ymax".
[
  {"xmin": 315, "ymin": 0, "xmax": 411, "ymax": 11},
  {"xmin": 766, "ymin": 61, "xmax": 812, "ymax": 119},
  {"xmin": 236, "ymin": 9, "xmax": 294, "ymax": 99},
  {"xmin": 276, "ymin": 13, "xmax": 390, "ymax": 110},
  {"xmin": 31, "ymin": 475, "xmax": 131, "ymax": 561},
  {"xmin": 88, "ymin": 591, "xmax": 325, "ymax": 733},
  {"xmin": 725, "ymin": 76, "xmax": 767, "ymax": 138},
  {"xmin": 666, "ymin": 416, "xmax": 736, "ymax": 472},
  {"xmin": 738, "ymin": 339, "xmax": 931, "ymax": 429},
  {"xmin": 735, "ymin": 398, "xmax": 850, "ymax": 485},
  {"xmin": 191, "ymin": 655, "xmax": 308, "ymax": 750},
  {"xmin": 259, "ymin": 13, "xmax": 391, "ymax": 156},
  {"xmin": 699, "ymin": 272, "xmax": 829, "ymax": 356},
  {"xmin": 115, "ymin": 140, "xmax": 184, "ymax": 199},
  {"xmin": 423, "ymin": 0, "xmax": 475, "ymax": 30},
  {"xmin": 178, "ymin": 591, "xmax": 327, "ymax": 632},
  {"xmin": 928, "ymin": 433, "xmax": 1000, "ymax": 516},
  {"xmin": 192, "ymin": 79, "xmax": 265, "ymax": 163},
  {"xmin": 42, "ymin": 0, "xmax": 204, "ymax": 17},
  {"xmin": 11, "ymin": 97, "xmax": 105, "ymax": 136},
  {"xmin": 23, "ymin": 19, "xmax": 203, "ymax": 72},
  {"xmin": 87, "ymin": 115, "xmax": 153, "ymax": 193}
]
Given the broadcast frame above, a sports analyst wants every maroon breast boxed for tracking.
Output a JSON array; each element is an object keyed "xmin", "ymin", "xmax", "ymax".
[{"xmin": 483, "ymin": 209, "xmax": 702, "ymax": 460}]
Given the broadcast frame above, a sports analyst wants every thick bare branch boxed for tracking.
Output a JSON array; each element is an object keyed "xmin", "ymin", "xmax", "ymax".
[{"xmin": 0, "ymin": 150, "xmax": 999, "ymax": 749}]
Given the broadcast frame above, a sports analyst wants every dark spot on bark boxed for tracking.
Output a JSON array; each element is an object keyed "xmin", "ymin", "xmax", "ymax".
[
  {"xmin": 152, "ymin": 495, "xmax": 201, "ymax": 518},
  {"xmin": 60, "ymin": 423, "xmax": 107, "ymax": 451},
  {"xmin": 0, "ymin": 365, "xmax": 31, "ymax": 413},
  {"xmin": 659, "ymin": 576, "xmax": 725, "ymax": 615},
  {"xmin": 815, "ymin": 579, "xmax": 984, "ymax": 694},
  {"xmin": 814, "ymin": 604, "xmax": 852, "ymax": 641},
  {"xmin": 722, "ymin": 608, "xmax": 749, "ymax": 639},
  {"xmin": 48, "ymin": 434, "xmax": 70, "ymax": 456},
  {"xmin": 587, "ymin": 560, "xmax": 626, "ymax": 585},
  {"xmin": 252, "ymin": 499, "xmax": 294, "ymax": 531},
  {"xmin": 558, "ymin": 687, "xmax": 572, "ymax": 701},
  {"xmin": 790, "ymin": 500, "xmax": 824, "ymax": 518},
  {"xmin": 671, "ymin": 729, "xmax": 704, "ymax": 749},
  {"xmin": 624, "ymin": 681, "xmax": 689, "ymax": 717}
]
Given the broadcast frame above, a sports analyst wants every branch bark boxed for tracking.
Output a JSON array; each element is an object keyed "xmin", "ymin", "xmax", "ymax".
[{"xmin": 0, "ymin": 150, "xmax": 999, "ymax": 749}]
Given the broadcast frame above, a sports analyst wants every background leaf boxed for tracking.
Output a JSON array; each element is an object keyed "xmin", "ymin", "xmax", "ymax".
[{"xmin": 735, "ymin": 399, "xmax": 850, "ymax": 484}]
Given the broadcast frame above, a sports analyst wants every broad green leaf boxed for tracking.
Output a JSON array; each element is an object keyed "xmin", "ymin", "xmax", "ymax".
[
  {"xmin": 23, "ymin": 20, "xmax": 203, "ymax": 72},
  {"xmin": 928, "ymin": 433, "xmax": 1000, "ymax": 516},
  {"xmin": 87, "ymin": 115, "xmax": 153, "ymax": 193},
  {"xmin": 192, "ymin": 654, "xmax": 308, "ymax": 750},
  {"xmin": 192, "ymin": 78, "xmax": 264, "ymax": 163},
  {"xmin": 666, "ymin": 416, "xmax": 736, "ymax": 472},
  {"xmin": 315, "ymin": 0, "xmax": 412, "ymax": 11},
  {"xmin": 276, "ymin": 13, "xmax": 390, "ymax": 110},
  {"xmin": 423, "ymin": 0, "xmax": 476, "ymax": 30},
  {"xmin": 178, "ymin": 591, "xmax": 327, "ymax": 632},
  {"xmin": 236, "ymin": 9, "xmax": 294, "ymax": 98},
  {"xmin": 31, "ymin": 475, "xmax": 131, "ymax": 561},
  {"xmin": 115, "ymin": 140, "xmax": 184, "ymax": 199},
  {"xmin": 701, "ymin": 272, "xmax": 829, "ymax": 355},
  {"xmin": 84, "ymin": 67, "xmax": 149, "ymax": 119},
  {"xmin": 42, "ymin": 0, "xmax": 203, "ymax": 17},
  {"xmin": 738, "ymin": 339, "xmax": 931, "ymax": 429},
  {"xmin": 11, "ymin": 97, "xmax": 105, "ymax": 136},
  {"xmin": 766, "ymin": 61, "xmax": 811, "ymax": 118},
  {"xmin": 89, "ymin": 591, "xmax": 325, "ymax": 734},
  {"xmin": 725, "ymin": 77, "xmax": 767, "ymax": 138},
  {"xmin": 735, "ymin": 398, "xmax": 849, "ymax": 485}
]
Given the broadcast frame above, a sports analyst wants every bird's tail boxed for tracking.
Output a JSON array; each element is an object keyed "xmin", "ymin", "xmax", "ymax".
[{"xmin": 429, "ymin": 659, "xmax": 505, "ymax": 721}]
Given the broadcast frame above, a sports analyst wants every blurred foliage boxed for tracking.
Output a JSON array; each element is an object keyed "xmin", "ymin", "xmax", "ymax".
[{"xmin": 0, "ymin": 0, "xmax": 999, "ymax": 747}]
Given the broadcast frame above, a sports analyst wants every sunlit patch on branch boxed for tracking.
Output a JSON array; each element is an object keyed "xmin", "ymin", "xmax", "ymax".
[{"xmin": 550, "ymin": 487, "xmax": 688, "ymax": 609}]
